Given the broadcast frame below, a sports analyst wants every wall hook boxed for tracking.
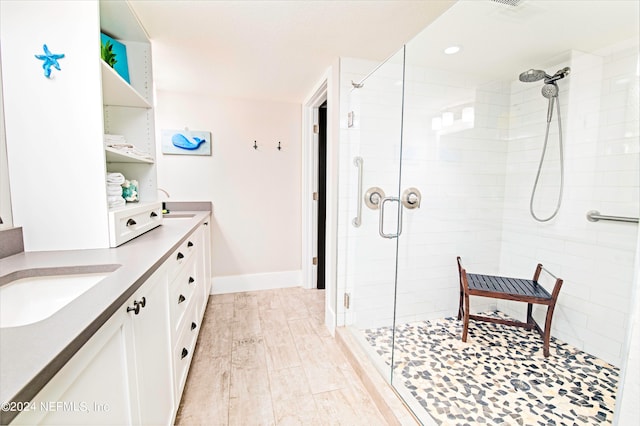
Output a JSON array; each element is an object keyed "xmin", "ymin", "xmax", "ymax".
[
  {"xmin": 277, "ymin": 141, "xmax": 282, "ymax": 151},
  {"xmin": 253, "ymin": 140, "xmax": 258, "ymax": 150}
]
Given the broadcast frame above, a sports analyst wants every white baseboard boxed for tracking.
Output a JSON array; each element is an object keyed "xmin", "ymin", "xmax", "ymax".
[{"xmin": 211, "ymin": 270, "xmax": 302, "ymax": 294}]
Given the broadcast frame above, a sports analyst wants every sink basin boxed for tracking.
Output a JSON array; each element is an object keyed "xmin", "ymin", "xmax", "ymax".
[{"xmin": 0, "ymin": 265, "xmax": 119, "ymax": 328}]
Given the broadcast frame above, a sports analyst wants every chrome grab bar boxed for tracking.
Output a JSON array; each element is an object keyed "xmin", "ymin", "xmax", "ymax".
[
  {"xmin": 352, "ymin": 157, "xmax": 363, "ymax": 227},
  {"xmin": 379, "ymin": 197, "xmax": 403, "ymax": 239},
  {"xmin": 586, "ymin": 210, "xmax": 638, "ymax": 224}
]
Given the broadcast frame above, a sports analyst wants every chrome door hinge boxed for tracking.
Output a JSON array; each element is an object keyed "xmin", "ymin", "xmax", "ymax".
[
  {"xmin": 344, "ymin": 293, "xmax": 350, "ymax": 309},
  {"xmin": 312, "ymin": 257, "xmax": 318, "ymax": 265},
  {"xmin": 313, "ymin": 124, "xmax": 319, "ymax": 134},
  {"xmin": 313, "ymin": 192, "xmax": 319, "ymax": 201}
]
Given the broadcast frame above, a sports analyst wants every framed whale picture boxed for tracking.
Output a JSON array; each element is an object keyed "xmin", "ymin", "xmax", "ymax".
[{"xmin": 161, "ymin": 129, "xmax": 211, "ymax": 155}]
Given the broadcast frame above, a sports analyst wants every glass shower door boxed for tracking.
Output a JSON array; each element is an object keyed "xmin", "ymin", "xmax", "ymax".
[{"xmin": 343, "ymin": 48, "xmax": 406, "ymax": 381}]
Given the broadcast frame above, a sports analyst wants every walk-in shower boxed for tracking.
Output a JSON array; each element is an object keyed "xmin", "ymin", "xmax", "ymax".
[
  {"xmin": 519, "ymin": 66, "xmax": 570, "ymax": 222},
  {"xmin": 338, "ymin": 0, "xmax": 639, "ymax": 424}
]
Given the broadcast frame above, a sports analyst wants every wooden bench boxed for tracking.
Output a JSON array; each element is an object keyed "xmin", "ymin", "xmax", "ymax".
[{"xmin": 456, "ymin": 256, "xmax": 563, "ymax": 357}]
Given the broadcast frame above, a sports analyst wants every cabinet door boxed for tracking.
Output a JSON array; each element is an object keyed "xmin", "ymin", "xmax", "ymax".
[
  {"xmin": 13, "ymin": 310, "xmax": 137, "ymax": 425},
  {"xmin": 129, "ymin": 265, "xmax": 174, "ymax": 425}
]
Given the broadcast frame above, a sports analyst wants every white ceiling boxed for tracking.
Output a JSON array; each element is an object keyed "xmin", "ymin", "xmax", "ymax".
[
  {"xmin": 129, "ymin": 0, "xmax": 639, "ymax": 105},
  {"xmin": 128, "ymin": 0, "xmax": 455, "ymax": 103}
]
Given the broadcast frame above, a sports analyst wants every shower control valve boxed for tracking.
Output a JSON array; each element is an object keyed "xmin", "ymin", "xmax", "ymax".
[
  {"xmin": 402, "ymin": 187, "xmax": 422, "ymax": 209},
  {"xmin": 364, "ymin": 187, "xmax": 386, "ymax": 210}
]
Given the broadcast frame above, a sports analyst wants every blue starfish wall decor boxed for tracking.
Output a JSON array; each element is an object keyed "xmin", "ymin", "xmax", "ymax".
[{"xmin": 35, "ymin": 44, "xmax": 65, "ymax": 78}]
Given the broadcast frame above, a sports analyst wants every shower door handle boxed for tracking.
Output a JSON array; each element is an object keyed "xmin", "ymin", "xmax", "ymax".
[{"xmin": 378, "ymin": 197, "xmax": 403, "ymax": 239}]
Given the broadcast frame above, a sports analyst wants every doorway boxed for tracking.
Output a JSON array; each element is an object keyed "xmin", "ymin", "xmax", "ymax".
[{"xmin": 316, "ymin": 101, "xmax": 327, "ymax": 289}]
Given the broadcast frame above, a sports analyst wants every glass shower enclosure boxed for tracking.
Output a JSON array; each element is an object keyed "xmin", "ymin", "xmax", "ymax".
[{"xmin": 338, "ymin": 0, "xmax": 639, "ymax": 424}]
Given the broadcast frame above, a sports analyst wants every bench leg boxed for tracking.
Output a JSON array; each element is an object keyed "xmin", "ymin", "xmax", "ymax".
[
  {"xmin": 462, "ymin": 292, "xmax": 470, "ymax": 342},
  {"xmin": 542, "ymin": 303, "xmax": 558, "ymax": 357},
  {"xmin": 457, "ymin": 288, "xmax": 464, "ymax": 321},
  {"xmin": 526, "ymin": 303, "xmax": 534, "ymax": 326}
]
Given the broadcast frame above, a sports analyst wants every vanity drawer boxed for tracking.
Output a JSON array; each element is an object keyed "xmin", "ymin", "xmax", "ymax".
[
  {"xmin": 108, "ymin": 202, "xmax": 162, "ymax": 247},
  {"xmin": 169, "ymin": 256, "xmax": 198, "ymax": 335},
  {"xmin": 173, "ymin": 308, "xmax": 199, "ymax": 397},
  {"xmin": 166, "ymin": 234, "xmax": 198, "ymax": 283}
]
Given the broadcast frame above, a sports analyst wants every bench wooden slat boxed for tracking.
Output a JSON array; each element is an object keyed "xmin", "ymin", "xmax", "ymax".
[{"xmin": 468, "ymin": 274, "xmax": 552, "ymax": 300}]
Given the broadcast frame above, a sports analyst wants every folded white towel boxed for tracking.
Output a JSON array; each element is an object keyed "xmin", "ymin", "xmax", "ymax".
[
  {"xmin": 106, "ymin": 142, "xmax": 135, "ymax": 149},
  {"xmin": 106, "ymin": 186, "xmax": 122, "ymax": 196},
  {"xmin": 106, "ymin": 143, "xmax": 153, "ymax": 161},
  {"xmin": 107, "ymin": 195, "xmax": 126, "ymax": 209},
  {"xmin": 106, "ymin": 172, "xmax": 125, "ymax": 184}
]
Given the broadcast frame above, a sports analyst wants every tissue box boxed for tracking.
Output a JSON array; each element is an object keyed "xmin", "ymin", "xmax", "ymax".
[{"xmin": 100, "ymin": 33, "xmax": 130, "ymax": 83}]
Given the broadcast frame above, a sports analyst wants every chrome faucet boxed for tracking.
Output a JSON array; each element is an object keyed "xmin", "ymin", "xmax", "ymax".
[
  {"xmin": 157, "ymin": 188, "xmax": 170, "ymax": 213},
  {"xmin": 157, "ymin": 188, "xmax": 170, "ymax": 198}
]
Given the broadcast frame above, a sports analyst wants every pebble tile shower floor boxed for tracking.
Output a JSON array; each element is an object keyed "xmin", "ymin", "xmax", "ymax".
[{"xmin": 364, "ymin": 311, "xmax": 619, "ymax": 425}]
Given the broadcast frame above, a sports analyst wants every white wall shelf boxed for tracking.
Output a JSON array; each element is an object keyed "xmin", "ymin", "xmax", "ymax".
[
  {"xmin": 101, "ymin": 60, "xmax": 151, "ymax": 109},
  {"xmin": 1, "ymin": 0, "xmax": 158, "ymax": 250},
  {"xmin": 105, "ymin": 146, "xmax": 154, "ymax": 164}
]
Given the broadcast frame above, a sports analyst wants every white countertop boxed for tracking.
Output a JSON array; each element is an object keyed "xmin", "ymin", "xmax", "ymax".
[{"xmin": 0, "ymin": 210, "xmax": 211, "ymax": 419}]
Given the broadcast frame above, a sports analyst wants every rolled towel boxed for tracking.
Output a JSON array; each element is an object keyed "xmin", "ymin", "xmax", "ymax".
[{"xmin": 106, "ymin": 172, "xmax": 125, "ymax": 184}]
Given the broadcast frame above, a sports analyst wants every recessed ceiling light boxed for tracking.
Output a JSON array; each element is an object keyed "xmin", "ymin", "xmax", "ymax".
[{"xmin": 444, "ymin": 45, "xmax": 461, "ymax": 55}]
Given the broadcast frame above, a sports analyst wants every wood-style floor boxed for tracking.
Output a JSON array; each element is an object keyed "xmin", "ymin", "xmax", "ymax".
[{"xmin": 175, "ymin": 287, "xmax": 387, "ymax": 425}]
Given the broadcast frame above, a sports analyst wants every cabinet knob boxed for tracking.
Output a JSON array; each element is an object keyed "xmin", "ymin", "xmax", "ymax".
[
  {"xmin": 191, "ymin": 322, "xmax": 197, "ymax": 331},
  {"xmin": 176, "ymin": 252, "xmax": 184, "ymax": 261},
  {"xmin": 178, "ymin": 294, "xmax": 186, "ymax": 304},
  {"xmin": 204, "ymin": 222, "xmax": 209, "ymax": 226},
  {"xmin": 126, "ymin": 301, "xmax": 140, "ymax": 315},
  {"xmin": 181, "ymin": 348, "xmax": 189, "ymax": 359},
  {"xmin": 126, "ymin": 218, "xmax": 137, "ymax": 227},
  {"xmin": 187, "ymin": 241, "xmax": 194, "ymax": 248},
  {"xmin": 150, "ymin": 211, "xmax": 158, "ymax": 218},
  {"xmin": 188, "ymin": 276, "xmax": 195, "ymax": 285}
]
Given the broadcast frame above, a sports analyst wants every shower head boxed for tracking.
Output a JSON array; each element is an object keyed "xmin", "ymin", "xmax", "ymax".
[
  {"xmin": 541, "ymin": 83, "xmax": 558, "ymax": 98},
  {"xmin": 519, "ymin": 69, "xmax": 548, "ymax": 82}
]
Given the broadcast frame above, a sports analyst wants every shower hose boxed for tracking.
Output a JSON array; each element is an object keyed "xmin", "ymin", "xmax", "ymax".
[{"xmin": 530, "ymin": 96, "xmax": 564, "ymax": 222}]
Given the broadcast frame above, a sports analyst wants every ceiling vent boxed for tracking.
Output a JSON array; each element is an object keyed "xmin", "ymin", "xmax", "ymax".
[{"xmin": 490, "ymin": 0, "xmax": 524, "ymax": 6}]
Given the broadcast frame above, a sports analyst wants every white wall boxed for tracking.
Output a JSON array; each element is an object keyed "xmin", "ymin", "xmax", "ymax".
[
  {"xmin": 0, "ymin": 56, "xmax": 13, "ymax": 230},
  {"xmin": 154, "ymin": 91, "xmax": 302, "ymax": 293}
]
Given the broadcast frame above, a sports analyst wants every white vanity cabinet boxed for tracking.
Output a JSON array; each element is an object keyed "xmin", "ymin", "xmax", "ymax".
[
  {"xmin": 0, "ymin": 0, "xmax": 159, "ymax": 250},
  {"xmin": 11, "ymin": 217, "xmax": 212, "ymax": 425},
  {"xmin": 12, "ymin": 265, "xmax": 171, "ymax": 426},
  {"xmin": 167, "ymin": 216, "xmax": 212, "ymax": 400}
]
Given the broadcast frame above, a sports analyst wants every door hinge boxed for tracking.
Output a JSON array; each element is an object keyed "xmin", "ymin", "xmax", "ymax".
[
  {"xmin": 313, "ymin": 192, "xmax": 319, "ymax": 201},
  {"xmin": 313, "ymin": 124, "xmax": 319, "ymax": 134},
  {"xmin": 312, "ymin": 257, "xmax": 318, "ymax": 265},
  {"xmin": 344, "ymin": 293, "xmax": 350, "ymax": 309}
]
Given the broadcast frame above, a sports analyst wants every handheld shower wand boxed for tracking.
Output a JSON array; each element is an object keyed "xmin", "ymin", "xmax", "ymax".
[
  {"xmin": 541, "ymin": 83, "xmax": 558, "ymax": 122},
  {"xmin": 518, "ymin": 66, "xmax": 570, "ymax": 222}
]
